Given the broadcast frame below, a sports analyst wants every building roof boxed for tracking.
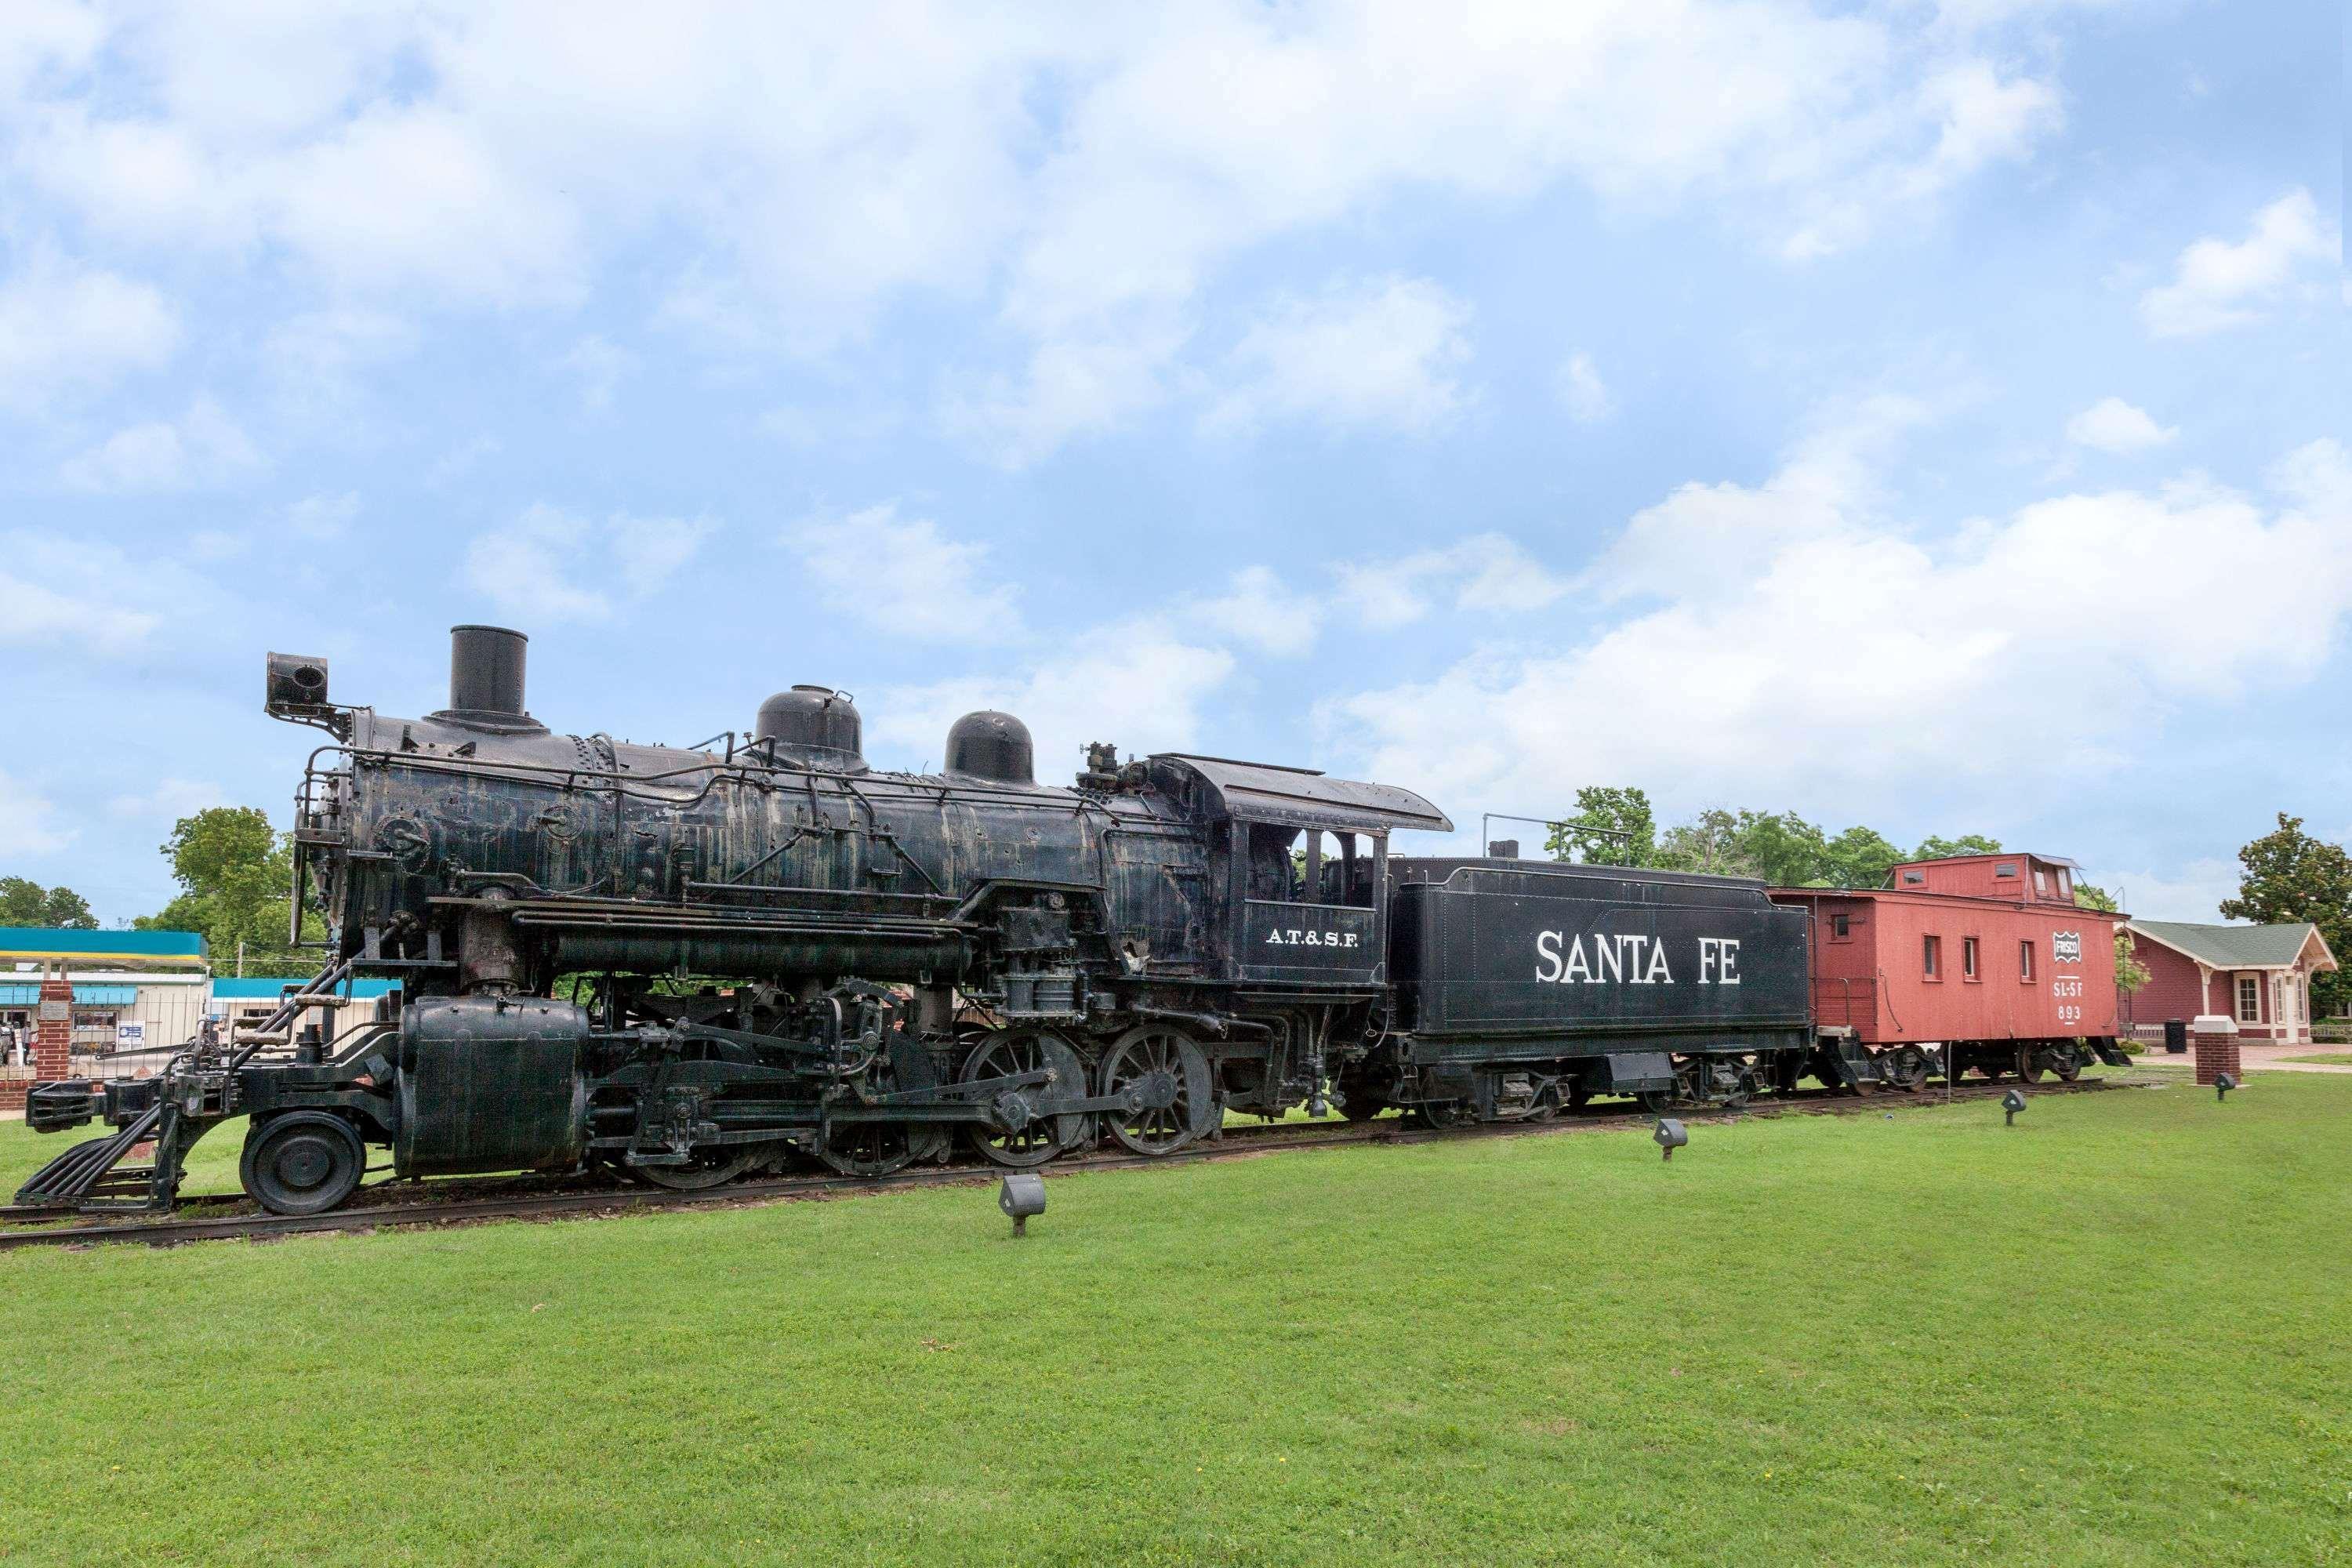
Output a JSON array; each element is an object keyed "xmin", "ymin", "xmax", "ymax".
[
  {"xmin": 2127, "ymin": 920, "xmax": 2339, "ymax": 972},
  {"xmin": 0, "ymin": 927, "xmax": 208, "ymax": 967},
  {"xmin": 214, "ymin": 977, "xmax": 400, "ymax": 1000}
]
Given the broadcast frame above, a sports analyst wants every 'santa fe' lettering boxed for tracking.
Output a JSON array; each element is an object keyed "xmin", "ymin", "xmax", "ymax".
[{"xmin": 1535, "ymin": 933, "xmax": 1736, "ymax": 985}]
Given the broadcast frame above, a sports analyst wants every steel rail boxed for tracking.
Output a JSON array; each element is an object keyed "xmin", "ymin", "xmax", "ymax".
[{"xmin": 0, "ymin": 1076, "xmax": 2138, "ymax": 1251}]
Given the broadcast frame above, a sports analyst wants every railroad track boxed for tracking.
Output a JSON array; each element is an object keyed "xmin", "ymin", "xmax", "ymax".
[{"xmin": 0, "ymin": 1076, "xmax": 2141, "ymax": 1251}]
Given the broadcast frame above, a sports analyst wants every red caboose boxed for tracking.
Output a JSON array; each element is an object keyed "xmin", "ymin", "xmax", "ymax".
[{"xmin": 1770, "ymin": 853, "xmax": 2128, "ymax": 1087}]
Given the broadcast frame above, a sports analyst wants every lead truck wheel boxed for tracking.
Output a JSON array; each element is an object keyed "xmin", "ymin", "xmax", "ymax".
[{"xmin": 241, "ymin": 1112, "xmax": 365, "ymax": 1216}]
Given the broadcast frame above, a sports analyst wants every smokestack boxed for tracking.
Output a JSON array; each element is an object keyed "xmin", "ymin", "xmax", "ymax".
[{"xmin": 448, "ymin": 625, "xmax": 528, "ymax": 718}]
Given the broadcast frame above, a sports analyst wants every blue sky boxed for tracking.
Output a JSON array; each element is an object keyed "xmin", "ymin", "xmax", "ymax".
[{"xmin": 2, "ymin": 0, "xmax": 2344, "ymax": 927}]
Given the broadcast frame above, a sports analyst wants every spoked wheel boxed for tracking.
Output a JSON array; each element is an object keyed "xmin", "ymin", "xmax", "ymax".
[
  {"xmin": 960, "ymin": 1029, "xmax": 1091, "ymax": 1168},
  {"xmin": 241, "ymin": 1112, "xmax": 365, "ymax": 1216},
  {"xmin": 1637, "ymin": 1089, "xmax": 1680, "ymax": 1115},
  {"xmin": 818, "ymin": 1035, "xmax": 952, "ymax": 1177},
  {"xmin": 635, "ymin": 1145, "xmax": 763, "ymax": 1191},
  {"xmin": 1098, "ymin": 1024, "xmax": 1216, "ymax": 1156}
]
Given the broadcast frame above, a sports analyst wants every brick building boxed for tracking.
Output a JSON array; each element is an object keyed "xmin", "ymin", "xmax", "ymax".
[{"xmin": 2121, "ymin": 920, "xmax": 2339, "ymax": 1045}]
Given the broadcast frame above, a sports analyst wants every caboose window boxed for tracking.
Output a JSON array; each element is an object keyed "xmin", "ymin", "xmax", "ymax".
[
  {"xmin": 1901, "ymin": 871, "xmax": 1924, "ymax": 885},
  {"xmin": 1831, "ymin": 913, "xmax": 1849, "ymax": 939},
  {"xmin": 1994, "ymin": 862, "xmax": 2018, "ymax": 878},
  {"xmin": 1962, "ymin": 937, "xmax": 1979, "ymax": 980},
  {"xmin": 2019, "ymin": 940, "xmax": 2034, "ymax": 982},
  {"xmin": 1922, "ymin": 935, "xmax": 1940, "ymax": 979},
  {"xmin": 2033, "ymin": 869, "xmax": 2049, "ymax": 895}
]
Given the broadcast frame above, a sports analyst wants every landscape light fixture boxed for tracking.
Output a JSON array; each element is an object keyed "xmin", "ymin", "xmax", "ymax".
[
  {"xmin": 1653, "ymin": 1118, "xmax": 1688, "ymax": 1162},
  {"xmin": 2002, "ymin": 1089, "xmax": 2027, "ymax": 1127},
  {"xmin": 2214, "ymin": 1072, "xmax": 2238, "ymax": 1102},
  {"xmin": 998, "ymin": 1172, "xmax": 1046, "ymax": 1237}
]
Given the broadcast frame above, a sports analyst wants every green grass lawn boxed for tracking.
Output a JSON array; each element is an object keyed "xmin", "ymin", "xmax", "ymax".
[
  {"xmin": 2283, "ymin": 1054, "xmax": 2352, "ymax": 1068},
  {"xmin": 3, "ymin": 1076, "xmax": 2347, "ymax": 1567}
]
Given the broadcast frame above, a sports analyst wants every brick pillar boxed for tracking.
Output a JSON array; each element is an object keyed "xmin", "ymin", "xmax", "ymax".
[
  {"xmin": 34, "ymin": 972, "xmax": 73, "ymax": 1080},
  {"xmin": 2191, "ymin": 1014, "xmax": 2239, "ymax": 1087}
]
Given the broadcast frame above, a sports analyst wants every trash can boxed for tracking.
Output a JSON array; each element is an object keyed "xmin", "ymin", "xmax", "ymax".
[{"xmin": 2163, "ymin": 1019, "xmax": 2188, "ymax": 1054}]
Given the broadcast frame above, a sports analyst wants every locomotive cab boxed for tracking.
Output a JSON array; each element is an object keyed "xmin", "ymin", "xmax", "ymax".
[{"xmin": 1143, "ymin": 754, "xmax": 1451, "ymax": 989}]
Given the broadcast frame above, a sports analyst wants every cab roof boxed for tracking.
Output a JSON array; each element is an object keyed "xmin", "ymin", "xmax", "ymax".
[{"xmin": 1151, "ymin": 753, "xmax": 1453, "ymax": 833}]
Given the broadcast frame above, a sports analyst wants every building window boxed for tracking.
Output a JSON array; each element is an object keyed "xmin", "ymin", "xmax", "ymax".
[
  {"xmin": 2237, "ymin": 976, "xmax": 2259, "ymax": 1023},
  {"xmin": 1962, "ymin": 937, "xmax": 1980, "ymax": 980},
  {"xmin": 2019, "ymin": 940, "xmax": 2035, "ymax": 982},
  {"xmin": 1994, "ymin": 862, "xmax": 2018, "ymax": 878},
  {"xmin": 1922, "ymin": 935, "xmax": 1941, "ymax": 979},
  {"xmin": 1831, "ymin": 914, "xmax": 1850, "ymax": 939}
]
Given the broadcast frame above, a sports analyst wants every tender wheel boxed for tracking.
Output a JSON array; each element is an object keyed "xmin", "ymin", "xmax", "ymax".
[
  {"xmin": 1410, "ymin": 1100, "xmax": 1479, "ymax": 1129},
  {"xmin": 1637, "ymin": 1088, "xmax": 1679, "ymax": 1114},
  {"xmin": 241, "ymin": 1112, "xmax": 365, "ymax": 1216},
  {"xmin": 635, "ymin": 1145, "xmax": 761, "ymax": 1190},
  {"xmin": 1098, "ymin": 1025, "xmax": 1216, "ymax": 1156},
  {"xmin": 960, "ymin": 1029, "xmax": 1090, "ymax": 1168}
]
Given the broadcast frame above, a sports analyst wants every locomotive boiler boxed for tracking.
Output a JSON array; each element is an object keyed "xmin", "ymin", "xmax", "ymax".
[{"xmin": 23, "ymin": 625, "xmax": 1845, "ymax": 1218}]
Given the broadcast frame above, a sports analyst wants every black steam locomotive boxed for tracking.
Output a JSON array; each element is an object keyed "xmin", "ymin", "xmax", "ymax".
[{"xmin": 21, "ymin": 626, "xmax": 1813, "ymax": 1215}]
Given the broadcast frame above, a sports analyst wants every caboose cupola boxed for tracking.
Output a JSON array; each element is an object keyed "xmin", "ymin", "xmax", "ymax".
[
  {"xmin": 946, "ymin": 710, "xmax": 1034, "ymax": 785},
  {"xmin": 753, "ymin": 684, "xmax": 865, "ymax": 770}
]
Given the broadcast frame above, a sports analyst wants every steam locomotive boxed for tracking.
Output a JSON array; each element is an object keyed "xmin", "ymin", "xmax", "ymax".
[{"xmin": 23, "ymin": 626, "xmax": 1826, "ymax": 1215}]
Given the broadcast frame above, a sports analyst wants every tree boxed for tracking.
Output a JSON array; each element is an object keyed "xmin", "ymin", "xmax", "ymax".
[
  {"xmin": 134, "ymin": 808, "xmax": 324, "ymax": 975},
  {"xmin": 1912, "ymin": 833, "xmax": 2002, "ymax": 861},
  {"xmin": 1820, "ymin": 826, "xmax": 1904, "ymax": 890},
  {"xmin": 2218, "ymin": 812, "xmax": 2352, "ymax": 1018},
  {"xmin": 0, "ymin": 877, "xmax": 99, "ymax": 928},
  {"xmin": 1653, "ymin": 809, "xmax": 1754, "ymax": 877},
  {"xmin": 2074, "ymin": 882, "xmax": 2118, "ymax": 913},
  {"xmin": 1544, "ymin": 786, "xmax": 1657, "ymax": 867},
  {"xmin": 2113, "ymin": 929, "xmax": 2151, "ymax": 998},
  {"xmin": 1727, "ymin": 810, "xmax": 1830, "ymax": 887}
]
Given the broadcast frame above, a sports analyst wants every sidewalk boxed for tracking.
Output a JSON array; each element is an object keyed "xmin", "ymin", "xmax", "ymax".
[{"xmin": 2136, "ymin": 1043, "xmax": 2352, "ymax": 1076}]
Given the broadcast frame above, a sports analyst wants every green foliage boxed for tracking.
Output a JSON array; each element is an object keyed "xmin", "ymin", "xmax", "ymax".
[
  {"xmin": 2219, "ymin": 811, "xmax": 2352, "ymax": 1018},
  {"xmin": 1543, "ymin": 786, "xmax": 1657, "ymax": 866},
  {"xmin": 5, "ymin": 1076, "xmax": 2351, "ymax": 1566},
  {"xmin": 2113, "ymin": 928, "xmax": 2151, "ymax": 996},
  {"xmin": 1819, "ymin": 826, "xmax": 1905, "ymax": 890},
  {"xmin": 2074, "ymin": 881, "xmax": 2119, "ymax": 912},
  {"xmin": 0, "ymin": 877, "xmax": 97, "ymax": 928},
  {"xmin": 1912, "ymin": 833, "xmax": 2003, "ymax": 860},
  {"xmin": 133, "ymin": 806, "xmax": 324, "ymax": 973}
]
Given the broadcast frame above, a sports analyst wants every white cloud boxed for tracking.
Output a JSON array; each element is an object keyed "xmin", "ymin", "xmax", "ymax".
[
  {"xmin": 2066, "ymin": 397, "xmax": 2176, "ymax": 454},
  {"xmin": 782, "ymin": 504, "xmax": 1024, "ymax": 643},
  {"xmin": 1189, "ymin": 566, "xmax": 1322, "ymax": 657},
  {"xmin": 107, "ymin": 778, "xmax": 226, "ymax": 822},
  {"xmin": 286, "ymin": 490, "xmax": 361, "ymax": 539},
  {"xmin": 57, "ymin": 396, "xmax": 263, "ymax": 492},
  {"xmin": 0, "ymin": 533, "xmax": 169, "ymax": 655},
  {"xmin": 560, "ymin": 333, "xmax": 632, "ymax": 412},
  {"xmin": 1203, "ymin": 277, "xmax": 1475, "ymax": 438},
  {"xmin": 1557, "ymin": 353, "xmax": 1614, "ymax": 423},
  {"xmin": 0, "ymin": 250, "xmax": 180, "ymax": 413},
  {"xmin": 261, "ymin": 307, "xmax": 415, "ymax": 411},
  {"xmin": 1335, "ymin": 535, "xmax": 1573, "ymax": 631},
  {"xmin": 873, "ymin": 620, "xmax": 1236, "ymax": 781},
  {"xmin": 2, "ymin": 5, "xmax": 2070, "ymax": 462},
  {"xmin": 464, "ymin": 503, "xmax": 715, "ymax": 622},
  {"xmin": 2104, "ymin": 858, "xmax": 2240, "ymax": 924},
  {"xmin": 2139, "ymin": 189, "xmax": 2337, "ymax": 338},
  {"xmin": 0, "ymin": 769, "xmax": 72, "ymax": 857},
  {"xmin": 426, "ymin": 434, "xmax": 501, "ymax": 488},
  {"xmin": 1324, "ymin": 423, "xmax": 2352, "ymax": 829}
]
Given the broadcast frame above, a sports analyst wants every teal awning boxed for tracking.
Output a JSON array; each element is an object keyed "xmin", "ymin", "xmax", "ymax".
[{"xmin": 0, "ymin": 984, "xmax": 137, "ymax": 1007}]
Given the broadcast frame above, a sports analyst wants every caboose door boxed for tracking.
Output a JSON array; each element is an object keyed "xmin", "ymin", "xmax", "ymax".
[{"xmin": 1231, "ymin": 820, "xmax": 1385, "ymax": 985}]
